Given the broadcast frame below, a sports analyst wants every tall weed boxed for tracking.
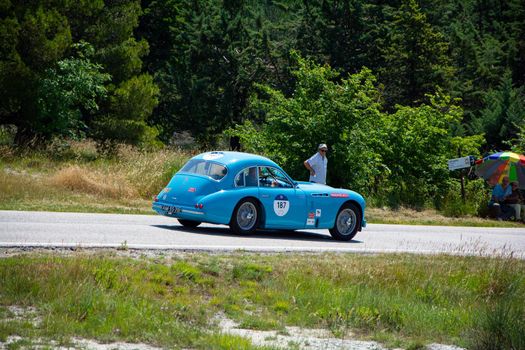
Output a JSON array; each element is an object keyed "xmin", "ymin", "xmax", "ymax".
[{"xmin": 467, "ymin": 257, "xmax": 525, "ymax": 349}]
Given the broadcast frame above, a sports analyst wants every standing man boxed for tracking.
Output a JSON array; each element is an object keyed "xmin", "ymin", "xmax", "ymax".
[{"xmin": 304, "ymin": 144, "xmax": 328, "ymax": 184}]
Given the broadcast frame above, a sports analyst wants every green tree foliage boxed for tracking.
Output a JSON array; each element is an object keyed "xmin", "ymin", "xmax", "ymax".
[
  {"xmin": 0, "ymin": 2, "xmax": 73, "ymax": 142},
  {"xmin": 231, "ymin": 55, "xmax": 483, "ymax": 207},
  {"xmin": 232, "ymin": 54, "xmax": 387, "ymax": 190},
  {"xmin": 294, "ymin": 0, "xmax": 387, "ymax": 77},
  {"xmin": 92, "ymin": 74, "xmax": 160, "ymax": 146},
  {"xmin": 470, "ymin": 71, "xmax": 525, "ymax": 152},
  {"xmin": 379, "ymin": 0, "xmax": 453, "ymax": 108},
  {"xmin": 0, "ymin": 14, "xmax": 23, "ymax": 121},
  {"xmin": 514, "ymin": 126, "xmax": 525, "ymax": 154},
  {"xmin": 381, "ymin": 93, "xmax": 483, "ymax": 207},
  {"xmin": 84, "ymin": 0, "xmax": 158, "ymax": 146},
  {"xmin": 140, "ymin": 0, "xmax": 301, "ymax": 145},
  {"xmin": 0, "ymin": 0, "xmax": 158, "ymax": 146},
  {"xmin": 2, "ymin": 0, "xmax": 525, "ymax": 208},
  {"xmin": 432, "ymin": 0, "xmax": 525, "ymax": 130},
  {"xmin": 36, "ymin": 42, "xmax": 110, "ymax": 138}
]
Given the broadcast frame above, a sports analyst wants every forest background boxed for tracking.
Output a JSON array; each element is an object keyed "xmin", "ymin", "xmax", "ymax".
[{"xmin": 1, "ymin": 0, "xmax": 524, "ymax": 213}]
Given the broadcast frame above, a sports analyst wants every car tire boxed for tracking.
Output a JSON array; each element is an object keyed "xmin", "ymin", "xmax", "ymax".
[
  {"xmin": 329, "ymin": 203, "xmax": 360, "ymax": 241},
  {"xmin": 230, "ymin": 198, "xmax": 260, "ymax": 235},
  {"xmin": 178, "ymin": 219, "xmax": 201, "ymax": 228}
]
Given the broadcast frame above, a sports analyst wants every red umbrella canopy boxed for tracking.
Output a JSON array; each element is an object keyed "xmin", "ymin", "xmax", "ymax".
[{"xmin": 475, "ymin": 152, "xmax": 525, "ymax": 189}]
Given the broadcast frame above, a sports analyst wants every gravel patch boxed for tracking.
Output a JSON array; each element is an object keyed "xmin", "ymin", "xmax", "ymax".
[
  {"xmin": 0, "ymin": 336, "xmax": 163, "ymax": 350},
  {"xmin": 2, "ymin": 305, "xmax": 42, "ymax": 326},
  {"xmin": 214, "ymin": 313, "xmax": 465, "ymax": 350}
]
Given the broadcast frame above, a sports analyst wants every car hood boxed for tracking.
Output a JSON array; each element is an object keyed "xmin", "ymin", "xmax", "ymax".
[{"xmin": 295, "ymin": 181, "xmax": 365, "ymax": 202}]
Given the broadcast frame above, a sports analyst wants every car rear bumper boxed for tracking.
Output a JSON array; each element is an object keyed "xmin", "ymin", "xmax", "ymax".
[{"xmin": 152, "ymin": 201, "xmax": 206, "ymax": 220}]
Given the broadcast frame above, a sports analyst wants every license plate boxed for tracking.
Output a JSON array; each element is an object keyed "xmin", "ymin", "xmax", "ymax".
[{"xmin": 161, "ymin": 205, "xmax": 180, "ymax": 214}]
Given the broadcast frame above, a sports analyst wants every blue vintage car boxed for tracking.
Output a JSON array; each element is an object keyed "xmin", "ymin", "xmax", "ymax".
[{"xmin": 152, "ymin": 151, "xmax": 366, "ymax": 240}]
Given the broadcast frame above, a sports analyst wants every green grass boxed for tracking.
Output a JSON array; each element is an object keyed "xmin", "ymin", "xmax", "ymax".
[{"xmin": 0, "ymin": 252, "xmax": 523, "ymax": 349}]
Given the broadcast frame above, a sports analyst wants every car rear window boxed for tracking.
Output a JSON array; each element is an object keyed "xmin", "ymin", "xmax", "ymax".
[{"xmin": 179, "ymin": 159, "xmax": 227, "ymax": 180}]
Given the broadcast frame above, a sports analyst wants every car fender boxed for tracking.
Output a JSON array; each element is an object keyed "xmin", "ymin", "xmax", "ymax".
[
  {"xmin": 325, "ymin": 199, "xmax": 365, "ymax": 231},
  {"xmin": 200, "ymin": 188, "xmax": 261, "ymax": 225}
]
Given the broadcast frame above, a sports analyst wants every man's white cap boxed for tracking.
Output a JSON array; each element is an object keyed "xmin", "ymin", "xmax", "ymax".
[{"xmin": 318, "ymin": 143, "xmax": 328, "ymax": 150}]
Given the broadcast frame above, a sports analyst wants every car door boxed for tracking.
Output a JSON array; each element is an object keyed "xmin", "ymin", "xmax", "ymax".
[{"xmin": 257, "ymin": 166, "xmax": 307, "ymax": 229}]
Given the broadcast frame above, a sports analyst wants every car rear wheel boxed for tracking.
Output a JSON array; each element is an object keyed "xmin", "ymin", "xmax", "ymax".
[
  {"xmin": 329, "ymin": 203, "xmax": 360, "ymax": 241},
  {"xmin": 178, "ymin": 219, "xmax": 201, "ymax": 228},
  {"xmin": 230, "ymin": 198, "xmax": 260, "ymax": 235}
]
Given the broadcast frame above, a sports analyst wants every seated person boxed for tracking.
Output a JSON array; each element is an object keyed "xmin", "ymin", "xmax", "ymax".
[
  {"xmin": 504, "ymin": 182, "xmax": 525, "ymax": 221},
  {"xmin": 488, "ymin": 176, "xmax": 515, "ymax": 220}
]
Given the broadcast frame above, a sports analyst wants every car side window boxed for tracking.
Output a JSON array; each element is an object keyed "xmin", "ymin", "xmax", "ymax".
[
  {"xmin": 259, "ymin": 167, "xmax": 293, "ymax": 188},
  {"xmin": 209, "ymin": 163, "xmax": 227, "ymax": 180},
  {"xmin": 235, "ymin": 167, "xmax": 258, "ymax": 187}
]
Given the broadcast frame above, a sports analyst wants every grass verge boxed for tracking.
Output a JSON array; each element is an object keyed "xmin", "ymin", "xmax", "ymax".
[{"xmin": 0, "ymin": 252, "xmax": 524, "ymax": 349}]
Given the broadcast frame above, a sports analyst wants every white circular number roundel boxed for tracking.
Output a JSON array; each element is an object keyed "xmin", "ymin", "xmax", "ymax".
[
  {"xmin": 203, "ymin": 152, "xmax": 224, "ymax": 160},
  {"xmin": 273, "ymin": 194, "xmax": 290, "ymax": 216}
]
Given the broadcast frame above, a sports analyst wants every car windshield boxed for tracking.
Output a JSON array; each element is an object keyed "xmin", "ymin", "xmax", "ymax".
[{"xmin": 179, "ymin": 159, "xmax": 227, "ymax": 180}]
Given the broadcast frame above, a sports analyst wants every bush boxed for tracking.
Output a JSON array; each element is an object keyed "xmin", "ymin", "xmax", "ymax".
[
  {"xmin": 230, "ymin": 55, "xmax": 483, "ymax": 209},
  {"xmin": 0, "ymin": 125, "xmax": 16, "ymax": 146},
  {"xmin": 439, "ymin": 178, "xmax": 490, "ymax": 217},
  {"xmin": 46, "ymin": 138, "xmax": 99, "ymax": 162}
]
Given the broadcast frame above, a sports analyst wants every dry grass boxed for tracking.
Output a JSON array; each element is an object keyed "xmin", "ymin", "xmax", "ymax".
[
  {"xmin": 111, "ymin": 145, "xmax": 190, "ymax": 197},
  {"xmin": 0, "ymin": 170, "xmax": 150, "ymax": 213},
  {"xmin": 49, "ymin": 166, "xmax": 136, "ymax": 199},
  {"xmin": 367, "ymin": 207, "xmax": 523, "ymax": 227},
  {"xmin": 0, "ymin": 140, "xmax": 191, "ymax": 213}
]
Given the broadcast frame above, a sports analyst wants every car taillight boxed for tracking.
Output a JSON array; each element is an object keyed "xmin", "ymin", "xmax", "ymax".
[
  {"xmin": 154, "ymin": 195, "xmax": 159, "ymax": 202},
  {"xmin": 195, "ymin": 203, "xmax": 204, "ymax": 209}
]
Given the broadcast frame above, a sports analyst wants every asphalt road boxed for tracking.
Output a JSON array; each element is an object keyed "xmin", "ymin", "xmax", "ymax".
[{"xmin": 1, "ymin": 210, "xmax": 525, "ymax": 257}]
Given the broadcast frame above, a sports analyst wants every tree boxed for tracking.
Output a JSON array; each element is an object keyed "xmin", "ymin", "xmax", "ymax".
[
  {"xmin": 140, "ymin": 0, "xmax": 302, "ymax": 146},
  {"xmin": 35, "ymin": 42, "xmax": 110, "ymax": 138},
  {"xmin": 0, "ymin": 3, "xmax": 73, "ymax": 143},
  {"xmin": 379, "ymin": 0, "xmax": 453, "ymax": 108},
  {"xmin": 471, "ymin": 71, "xmax": 525, "ymax": 152},
  {"xmin": 382, "ymin": 92, "xmax": 483, "ymax": 207},
  {"xmin": 0, "ymin": 0, "xmax": 158, "ymax": 145},
  {"xmin": 82, "ymin": 0, "xmax": 159, "ymax": 146},
  {"xmin": 230, "ymin": 54, "xmax": 388, "ymax": 191},
  {"xmin": 92, "ymin": 74, "xmax": 159, "ymax": 146}
]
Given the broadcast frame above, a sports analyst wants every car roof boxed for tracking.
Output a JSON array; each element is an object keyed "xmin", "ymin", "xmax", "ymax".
[{"xmin": 192, "ymin": 151, "xmax": 280, "ymax": 171}]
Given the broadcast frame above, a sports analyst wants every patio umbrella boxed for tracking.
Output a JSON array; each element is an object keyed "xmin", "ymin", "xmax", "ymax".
[{"xmin": 474, "ymin": 151, "xmax": 525, "ymax": 189}]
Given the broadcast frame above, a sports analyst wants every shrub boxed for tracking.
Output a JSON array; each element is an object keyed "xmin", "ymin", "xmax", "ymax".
[{"xmin": 439, "ymin": 179, "xmax": 490, "ymax": 217}]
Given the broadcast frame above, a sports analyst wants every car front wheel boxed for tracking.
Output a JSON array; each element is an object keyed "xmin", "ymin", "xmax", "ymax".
[
  {"xmin": 178, "ymin": 219, "xmax": 201, "ymax": 228},
  {"xmin": 230, "ymin": 198, "xmax": 260, "ymax": 235},
  {"xmin": 329, "ymin": 203, "xmax": 360, "ymax": 241}
]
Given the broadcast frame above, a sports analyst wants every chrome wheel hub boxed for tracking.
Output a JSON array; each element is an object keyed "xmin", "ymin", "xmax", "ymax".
[
  {"xmin": 336, "ymin": 208, "xmax": 357, "ymax": 236},
  {"xmin": 237, "ymin": 202, "xmax": 257, "ymax": 230}
]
